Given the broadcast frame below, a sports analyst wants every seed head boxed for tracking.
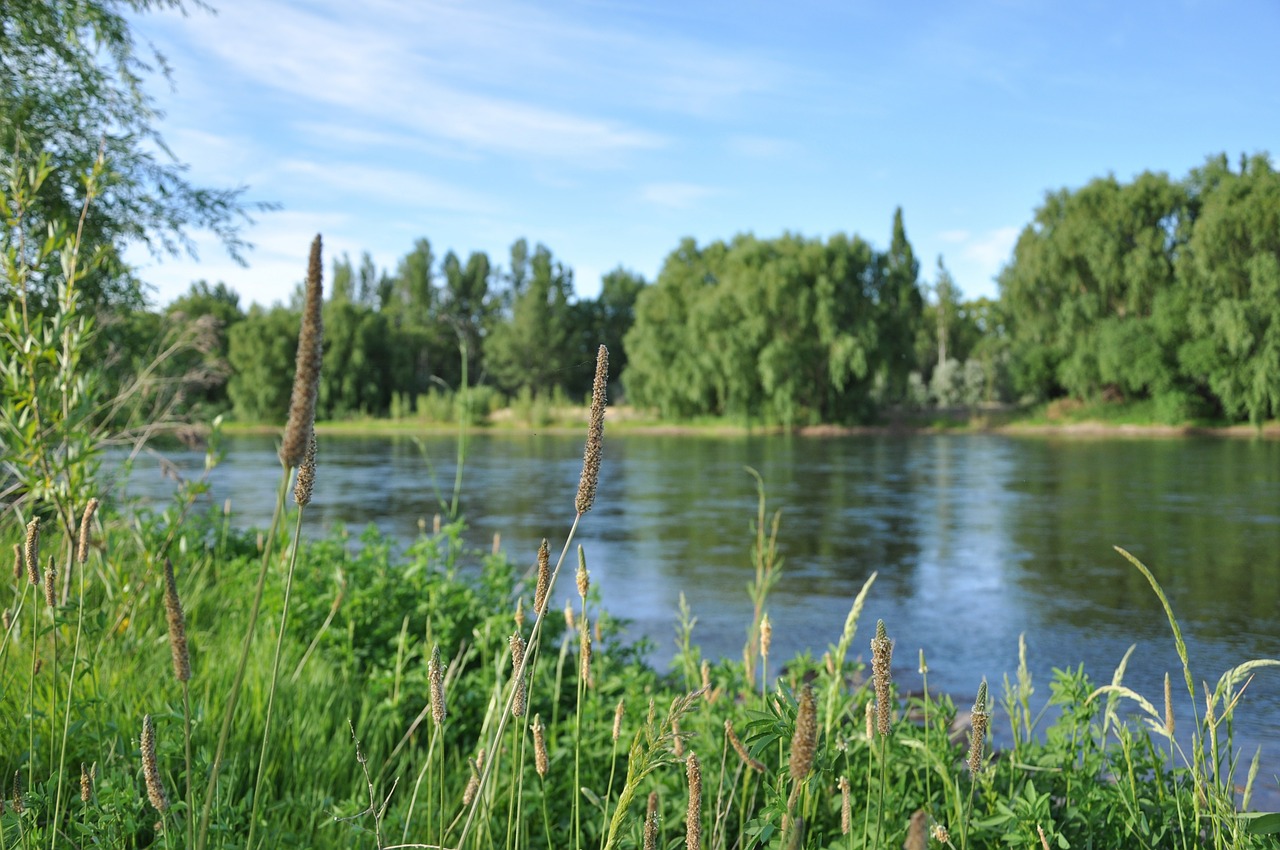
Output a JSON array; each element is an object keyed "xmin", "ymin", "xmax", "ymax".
[
  {"xmin": 534, "ymin": 539, "xmax": 550, "ymax": 616},
  {"xmin": 510, "ymin": 632, "xmax": 528, "ymax": 717},
  {"xmin": 871, "ymin": 619, "xmax": 893, "ymax": 736},
  {"xmin": 462, "ymin": 748, "xmax": 485, "ymax": 805},
  {"xmin": 838, "ymin": 776, "xmax": 851, "ymax": 835},
  {"xmin": 700, "ymin": 660, "xmax": 711, "ymax": 695},
  {"xmin": 43, "ymin": 557, "xmax": 56, "ymax": 607},
  {"xmin": 428, "ymin": 644, "xmax": 446, "ymax": 726},
  {"xmin": 613, "ymin": 699, "xmax": 625, "ymax": 742},
  {"xmin": 11, "ymin": 544, "xmax": 20, "ymax": 581},
  {"xmin": 575, "ymin": 344, "xmax": 608, "ymax": 514},
  {"xmin": 24, "ymin": 518, "xmax": 40, "ymax": 585},
  {"xmin": 11, "ymin": 771, "xmax": 23, "ymax": 814},
  {"xmin": 685, "ymin": 752, "xmax": 702, "ymax": 850},
  {"xmin": 77, "ymin": 498, "xmax": 100, "ymax": 563},
  {"xmin": 1164, "ymin": 671, "xmax": 1174, "ymax": 737},
  {"xmin": 564, "ymin": 600, "xmax": 575, "ymax": 632},
  {"xmin": 788, "ymin": 685, "xmax": 817, "ymax": 782},
  {"xmin": 532, "ymin": 715, "xmax": 549, "ymax": 777},
  {"xmin": 579, "ymin": 618, "xmax": 592, "ymax": 687},
  {"xmin": 644, "ymin": 791, "xmax": 660, "ymax": 850},
  {"xmin": 514, "ymin": 597, "xmax": 525, "ymax": 630},
  {"xmin": 81, "ymin": 762, "xmax": 95, "ymax": 803},
  {"xmin": 864, "ymin": 699, "xmax": 874, "ymax": 740},
  {"xmin": 759, "ymin": 613, "xmax": 773, "ymax": 661},
  {"xmin": 163, "ymin": 558, "xmax": 191, "ymax": 682},
  {"xmin": 672, "ymin": 719, "xmax": 684, "ymax": 757},
  {"xmin": 280, "ymin": 235, "xmax": 325, "ymax": 468},
  {"xmin": 967, "ymin": 681, "xmax": 989, "ymax": 776},
  {"xmin": 293, "ymin": 434, "xmax": 318, "ymax": 506},
  {"xmin": 576, "ymin": 545, "xmax": 589, "ymax": 599},
  {"xmin": 931, "ymin": 823, "xmax": 951, "ymax": 844},
  {"xmin": 726, "ymin": 719, "xmax": 765, "ymax": 772},
  {"xmin": 141, "ymin": 714, "xmax": 170, "ymax": 812}
]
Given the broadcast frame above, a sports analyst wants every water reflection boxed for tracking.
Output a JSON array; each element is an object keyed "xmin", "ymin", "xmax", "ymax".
[{"xmin": 118, "ymin": 431, "xmax": 1280, "ymax": 788}]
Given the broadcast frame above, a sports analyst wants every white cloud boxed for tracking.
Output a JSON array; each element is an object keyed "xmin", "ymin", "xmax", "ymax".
[
  {"xmin": 277, "ymin": 160, "xmax": 501, "ymax": 215},
  {"xmin": 639, "ymin": 182, "xmax": 719, "ymax": 209},
  {"xmin": 962, "ymin": 226, "xmax": 1020, "ymax": 271}
]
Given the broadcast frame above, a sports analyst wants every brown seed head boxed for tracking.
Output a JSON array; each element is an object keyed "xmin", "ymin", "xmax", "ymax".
[
  {"xmin": 43, "ymin": 557, "xmax": 56, "ymax": 607},
  {"xmin": 77, "ymin": 498, "xmax": 100, "ymax": 563},
  {"xmin": 81, "ymin": 762, "xmax": 95, "ymax": 803},
  {"xmin": 142, "ymin": 714, "xmax": 170, "ymax": 812},
  {"xmin": 788, "ymin": 685, "xmax": 817, "ymax": 782},
  {"xmin": 24, "ymin": 518, "xmax": 40, "ymax": 585},
  {"xmin": 579, "ymin": 617, "xmax": 592, "ymax": 687},
  {"xmin": 838, "ymin": 776, "xmax": 851, "ymax": 835},
  {"xmin": 280, "ymin": 234, "xmax": 325, "ymax": 468},
  {"xmin": 428, "ymin": 644, "xmax": 446, "ymax": 726},
  {"xmin": 576, "ymin": 545, "xmax": 589, "ymax": 599},
  {"xmin": 534, "ymin": 539, "xmax": 550, "ymax": 616},
  {"xmin": 613, "ymin": 699, "xmax": 625, "ymax": 742},
  {"xmin": 967, "ymin": 681, "xmax": 989, "ymax": 776},
  {"xmin": 644, "ymin": 791, "xmax": 660, "ymax": 850},
  {"xmin": 293, "ymin": 434, "xmax": 318, "ymax": 506},
  {"xmin": 462, "ymin": 748, "xmax": 485, "ymax": 805},
  {"xmin": 11, "ymin": 771, "xmax": 23, "ymax": 814},
  {"xmin": 575, "ymin": 344, "xmax": 608, "ymax": 514},
  {"xmin": 2, "ymin": 609, "xmax": 11, "ymax": 633},
  {"xmin": 726, "ymin": 719, "xmax": 765, "ymax": 772},
  {"xmin": 532, "ymin": 715, "xmax": 549, "ymax": 777},
  {"xmin": 760, "ymin": 613, "xmax": 773, "ymax": 661},
  {"xmin": 564, "ymin": 600, "xmax": 575, "ymax": 632},
  {"xmin": 871, "ymin": 619, "xmax": 893, "ymax": 736},
  {"xmin": 11, "ymin": 543, "xmax": 20, "ymax": 581},
  {"xmin": 1164, "ymin": 671, "xmax": 1174, "ymax": 737},
  {"xmin": 510, "ymin": 632, "xmax": 528, "ymax": 717},
  {"xmin": 163, "ymin": 558, "xmax": 191, "ymax": 683},
  {"xmin": 685, "ymin": 751, "xmax": 702, "ymax": 850}
]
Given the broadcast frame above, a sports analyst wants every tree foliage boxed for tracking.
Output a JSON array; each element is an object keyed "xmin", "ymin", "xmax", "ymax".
[{"xmin": 0, "ymin": 0, "xmax": 258, "ymax": 312}]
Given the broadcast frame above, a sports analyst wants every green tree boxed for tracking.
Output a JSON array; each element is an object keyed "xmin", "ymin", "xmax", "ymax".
[
  {"xmin": 1175, "ymin": 154, "xmax": 1280, "ymax": 424},
  {"xmin": 0, "ymin": 0, "xmax": 258, "ymax": 312},
  {"xmin": 227, "ymin": 305, "xmax": 299, "ymax": 422},
  {"xmin": 163, "ymin": 280, "xmax": 245, "ymax": 414},
  {"xmin": 487, "ymin": 243, "xmax": 575, "ymax": 395},
  {"xmin": 873, "ymin": 208, "xmax": 925, "ymax": 403}
]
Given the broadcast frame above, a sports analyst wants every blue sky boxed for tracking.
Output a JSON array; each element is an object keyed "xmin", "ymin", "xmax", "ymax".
[{"xmin": 127, "ymin": 0, "xmax": 1280, "ymax": 309}]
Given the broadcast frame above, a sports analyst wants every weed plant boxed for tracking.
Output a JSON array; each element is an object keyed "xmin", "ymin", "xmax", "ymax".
[{"xmin": 3, "ymin": 157, "xmax": 1279, "ymax": 848}]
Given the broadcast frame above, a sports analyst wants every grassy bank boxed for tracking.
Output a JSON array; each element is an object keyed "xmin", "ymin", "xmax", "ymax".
[{"xmin": 213, "ymin": 397, "xmax": 1280, "ymax": 440}]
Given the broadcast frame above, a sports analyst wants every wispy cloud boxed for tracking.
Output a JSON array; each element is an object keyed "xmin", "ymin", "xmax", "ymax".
[
  {"xmin": 639, "ymin": 182, "xmax": 720, "ymax": 209},
  {"xmin": 962, "ymin": 226, "xmax": 1020, "ymax": 270},
  {"xmin": 278, "ymin": 160, "xmax": 501, "ymax": 215},
  {"xmin": 167, "ymin": 0, "xmax": 789, "ymax": 166}
]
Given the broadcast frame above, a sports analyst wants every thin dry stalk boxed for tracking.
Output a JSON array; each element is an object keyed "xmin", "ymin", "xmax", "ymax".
[
  {"xmin": 575, "ymin": 344, "xmax": 608, "ymax": 514},
  {"xmin": 279, "ymin": 235, "xmax": 324, "ymax": 468}
]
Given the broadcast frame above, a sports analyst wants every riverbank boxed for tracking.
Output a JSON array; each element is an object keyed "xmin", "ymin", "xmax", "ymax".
[{"xmin": 214, "ymin": 399, "xmax": 1280, "ymax": 440}]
